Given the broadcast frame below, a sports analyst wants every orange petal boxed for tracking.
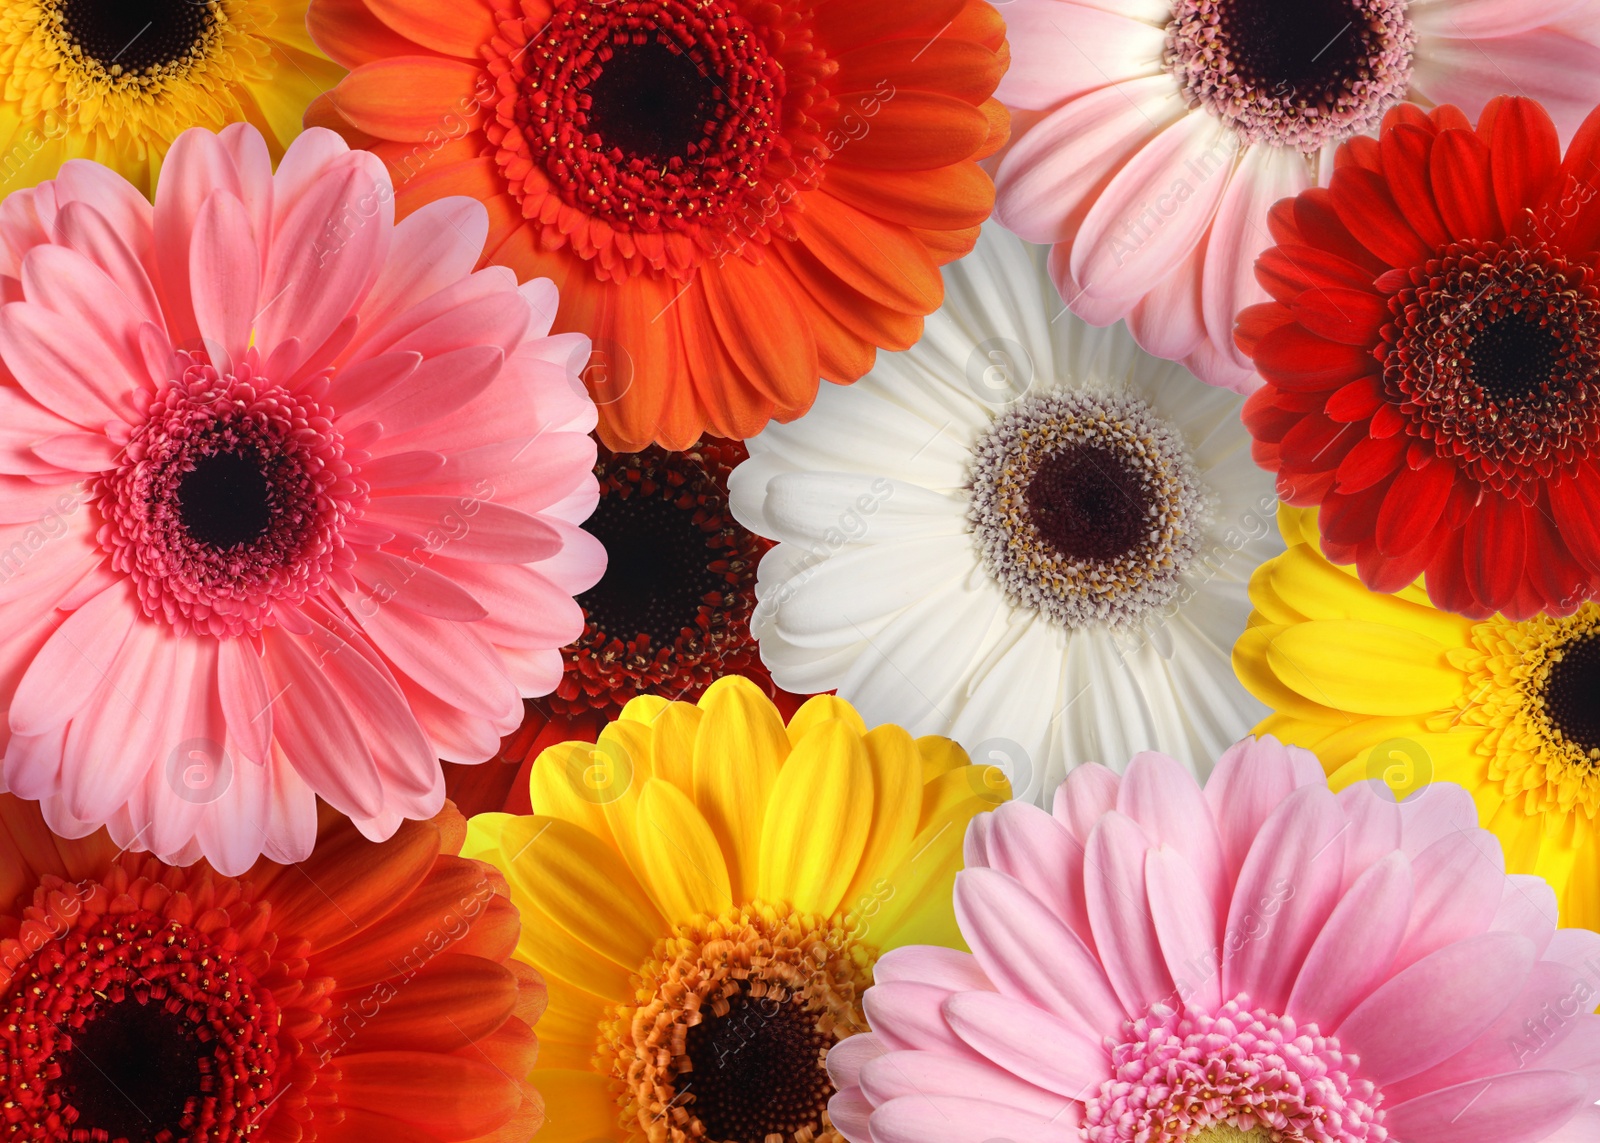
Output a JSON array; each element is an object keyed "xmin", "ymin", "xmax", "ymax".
[
  {"xmin": 700, "ymin": 255, "xmax": 821, "ymax": 412},
  {"xmin": 333, "ymin": 954, "xmax": 519, "ymax": 1054},
  {"xmin": 675, "ymin": 282, "xmax": 769, "ymax": 440},
  {"xmin": 834, "ymin": 38, "xmax": 1004, "ymax": 104},
  {"xmin": 307, "ymin": 0, "xmax": 420, "ymax": 69},
  {"xmin": 814, "ymin": 0, "xmax": 967, "ymax": 49},
  {"xmin": 791, "ymin": 192, "xmax": 942, "ymax": 315},
  {"xmin": 839, "ymin": 92, "xmax": 990, "ymax": 170},
  {"xmin": 332, "ymin": 1052, "xmax": 523, "ymax": 1137},
  {"xmin": 973, "ymin": 96, "xmax": 1012, "ymax": 160},
  {"xmin": 772, "ymin": 238, "xmax": 922, "ymax": 355},
  {"xmin": 366, "ymin": 0, "xmax": 497, "ymax": 58},
  {"xmin": 822, "ymin": 161, "xmax": 994, "ymax": 230},
  {"xmin": 315, "ymin": 1109, "xmax": 439, "ymax": 1143},
  {"xmin": 908, "ymin": 223, "xmax": 980, "ymax": 265},
  {"xmin": 950, "ymin": 0, "xmax": 1008, "ymax": 52},
  {"xmin": 333, "ymin": 56, "xmax": 485, "ymax": 143}
]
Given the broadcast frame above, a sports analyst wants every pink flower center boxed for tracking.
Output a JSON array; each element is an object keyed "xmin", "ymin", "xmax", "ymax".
[
  {"xmin": 1164, "ymin": 0, "xmax": 1414, "ymax": 151},
  {"xmin": 92, "ymin": 350, "xmax": 366, "ymax": 637},
  {"xmin": 1082, "ymin": 998, "xmax": 1387, "ymax": 1143}
]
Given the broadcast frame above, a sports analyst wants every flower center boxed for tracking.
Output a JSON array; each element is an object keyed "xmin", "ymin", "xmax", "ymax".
[
  {"xmin": 966, "ymin": 391, "xmax": 1209, "ymax": 629},
  {"xmin": 682, "ymin": 991, "xmax": 835, "ymax": 1141},
  {"xmin": 92, "ymin": 350, "xmax": 365, "ymax": 638},
  {"xmin": 554, "ymin": 442, "xmax": 769, "ymax": 717},
  {"xmin": 598, "ymin": 903, "xmax": 873, "ymax": 1143},
  {"xmin": 177, "ymin": 450, "xmax": 273, "ymax": 550},
  {"xmin": 53, "ymin": 0, "xmax": 215, "ymax": 74},
  {"xmin": 1164, "ymin": 0, "xmax": 1414, "ymax": 150},
  {"xmin": 1542, "ymin": 633, "xmax": 1600, "ymax": 758},
  {"xmin": 0, "ymin": 907, "xmax": 284, "ymax": 1143},
  {"xmin": 485, "ymin": 0, "xmax": 834, "ymax": 277},
  {"xmin": 1082, "ymin": 998, "xmax": 1384, "ymax": 1143},
  {"xmin": 1382, "ymin": 240, "xmax": 1600, "ymax": 496}
]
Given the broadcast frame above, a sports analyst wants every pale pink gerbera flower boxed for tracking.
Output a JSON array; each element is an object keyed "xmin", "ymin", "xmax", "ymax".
[
  {"xmin": 0, "ymin": 124, "xmax": 604, "ymax": 874},
  {"xmin": 830, "ymin": 739, "xmax": 1600, "ymax": 1143},
  {"xmin": 994, "ymin": 0, "xmax": 1600, "ymax": 390}
]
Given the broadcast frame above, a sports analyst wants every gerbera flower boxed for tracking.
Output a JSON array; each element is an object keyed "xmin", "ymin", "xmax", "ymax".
[
  {"xmin": 463, "ymin": 676, "xmax": 1009, "ymax": 1143},
  {"xmin": 993, "ymin": 0, "xmax": 1600, "ymax": 391},
  {"xmin": 0, "ymin": 123, "xmax": 604, "ymax": 873},
  {"xmin": 1236, "ymin": 503, "xmax": 1600, "ymax": 931},
  {"xmin": 0, "ymin": 795, "xmax": 544, "ymax": 1142},
  {"xmin": 730, "ymin": 223, "xmax": 1279, "ymax": 802},
  {"xmin": 1241, "ymin": 96, "xmax": 1600, "ymax": 619},
  {"xmin": 303, "ymin": 0, "xmax": 1009, "ymax": 451},
  {"xmin": 0, "ymin": 0, "xmax": 342, "ymax": 193},
  {"xmin": 829, "ymin": 738, "xmax": 1600, "ymax": 1143}
]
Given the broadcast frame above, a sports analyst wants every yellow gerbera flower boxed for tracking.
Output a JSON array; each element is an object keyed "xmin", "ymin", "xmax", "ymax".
[
  {"xmin": 1234, "ymin": 504, "xmax": 1600, "ymax": 928},
  {"xmin": 464, "ymin": 675, "xmax": 1010, "ymax": 1143},
  {"xmin": 0, "ymin": 1, "xmax": 340, "ymax": 193}
]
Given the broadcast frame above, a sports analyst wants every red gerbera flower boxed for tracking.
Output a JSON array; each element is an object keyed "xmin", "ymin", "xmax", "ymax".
[{"xmin": 1240, "ymin": 95, "xmax": 1600, "ymax": 619}]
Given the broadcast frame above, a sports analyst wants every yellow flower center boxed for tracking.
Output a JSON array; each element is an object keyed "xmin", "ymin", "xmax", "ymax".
[
  {"xmin": 0, "ymin": 0, "xmax": 274, "ymax": 151},
  {"xmin": 1189, "ymin": 1127, "xmax": 1271, "ymax": 1143},
  {"xmin": 1449, "ymin": 603, "xmax": 1600, "ymax": 820},
  {"xmin": 599, "ymin": 901, "xmax": 874, "ymax": 1143}
]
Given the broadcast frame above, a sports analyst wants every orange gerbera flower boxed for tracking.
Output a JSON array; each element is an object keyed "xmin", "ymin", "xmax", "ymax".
[
  {"xmin": 304, "ymin": 0, "xmax": 1009, "ymax": 450},
  {"xmin": 0, "ymin": 797, "xmax": 543, "ymax": 1143}
]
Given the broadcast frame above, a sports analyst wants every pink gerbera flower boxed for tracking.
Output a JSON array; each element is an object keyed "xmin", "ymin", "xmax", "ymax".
[
  {"xmin": 830, "ymin": 739, "xmax": 1600, "ymax": 1143},
  {"xmin": 0, "ymin": 124, "xmax": 604, "ymax": 874},
  {"xmin": 993, "ymin": 0, "xmax": 1600, "ymax": 391}
]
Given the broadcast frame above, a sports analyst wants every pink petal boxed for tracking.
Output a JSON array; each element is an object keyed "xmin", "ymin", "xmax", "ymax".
[
  {"xmin": 1085, "ymin": 811, "xmax": 1174, "ymax": 1015},
  {"xmin": 942, "ymin": 990, "xmax": 1109, "ymax": 1099},
  {"xmin": 861, "ymin": 1049, "xmax": 1073, "ymax": 1118},
  {"xmin": 1117, "ymin": 751, "xmax": 1227, "ymax": 920},
  {"xmin": 53, "ymin": 160, "xmax": 155, "ymax": 269},
  {"xmin": 828, "ymin": 1090, "xmax": 871, "ymax": 1143},
  {"xmin": 1221, "ymin": 785, "xmax": 1347, "ymax": 1014},
  {"xmin": 1125, "ymin": 237, "xmax": 1207, "ymax": 359},
  {"xmin": 153, "ymin": 128, "xmax": 249, "ymax": 344},
  {"xmin": 1383, "ymin": 1069, "xmax": 1590, "ymax": 1143},
  {"xmin": 868, "ymin": 1096, "xmax": 1079, "ymax": 1143},
  {"xmin": 1540, "ymin": 1107, "xmax": 1600, "ymax": 1143},
  {"xmin": 1145, "ymin": 845, "xmax": 1223, "ymax": 1014},
  {"xmin": 189, "ymin": 191, "xmax": 261, "ymax": 373},
  {"xmin": 1335, "ymin": 781, "xmax": 1403, "ymax": 892},
  {"xmin": 869, "ymin": 945, "xmax": 993, "ymax": 992},
  {"xmin": 261, "ymin": 624, "xmax": 384, "ymax": 818},
  {"xmin": 1336, "ymin": 931, "xmax": 1538, "ymax": 1083},
  {"xmin": 1392, "ymin": 830, "xmax": 1507, "ymax": 972},
  {"xmin": 358, "ymin": 196, "xmax": 490, "ymax": 336},
  {"xmin": 30, "ymin": 433, "xmax": 119, "ymax": 473},
  {"xmin": 330, "ymin": 349, "xmax": 421, "ymax": 410},
  {"xmin": 996, "ymin": 1, "xmax": 1167, "ymax": 110},
  {"xmin": 954, "ymin": 867, "xmax": 1125, "ymax": 1037},
  {"xmin": 826, "ymin": 1035, "xmax": 887, "ymax": 1090},
  {"xmin": 1052, "ymin": 762, "xmax": 1120, "ymax": 843},
  {"xmin": 352, "ymin": 268, "xmax": 523, "ymax": 362},
  {"xmin": 53, "ymin": 201, "xmax": 161, "ymax": 326},
  {"xmin": 360, "ymin": 449, "xmax": 446, "ymax": 489},
  {"xmin": 1204, "ymin": 735, "xmax": 1323, "ymax": 881},
  {"xmin": 1412, "ymin": 0, "xmax": 1590, "ymax": 39},
  {"xmin": 218, "ymin": 635, "xmax": 272, "ymax": 765},
  {"xmin": 981, "ymin": 801, "xmax": 1091, "ymax": 941},
  {"xmin": 215, "ymin": 123, "xmax": 275, "ymax": 263},
  {"xmin": 0, "ymin": 388, "xmax": 81, "ymax": 475},
  {"xmin": 341, "ymin": 588, "xmax": 518, "ymax": 721},
  {"xmin": 1410, "ymin": 27, "xmax": 1600, "ymax": 144},
  {"xmin": 0, "ymin": 303, "xmax": 135, "ymax": 428},
  {"xmin": 1396, "ymin": 782, "xmax": 1482, "ymax": 856},
  {"xmin": 9, "ymin": 582, "xmax": 138, "ymax": 735},
  {"xmin": 995, "ymin": 75, "xmax": 1182, "ymax": 245},
  {"xmin": 193, "ymin": 749, "xmax": 317, "ymax": 874},
  {"xmin": 396, "ymin": 671, "xmax": 503, "ymax": 763},
  {"xmin": 424, "ymin": 557, "xmax": 584, "ymax": 647},
  {"xmin": 1286, "ymin": 851, "xmax": 1413, "ymax": 1029},
  {"xmin": 1070, "ymin": 108, "xmax": 1235, "ymax": 302},
  {"xmin": 351, "ymin": 551, "xmax": 489, "ymax": 622},
  {"xmin": 1490, "ymin": 875, "xmax": 1558, "ymax": 954},
  {"xmin": 355, "ymin": 344, "xmax": 504, "ymax": 437},
  {"xmin": 361, "ymin": 496, "xmax": 561, "ymax": 563},
  {"xmin": 862, "ymin": 982, "xmax": 971, "ymax": 1056}
]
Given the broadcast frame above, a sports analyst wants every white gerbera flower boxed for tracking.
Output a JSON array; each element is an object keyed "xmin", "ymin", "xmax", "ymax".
[{"xmin": 729, "ymin": 223, "xmax": 1282, "ymax": 802}]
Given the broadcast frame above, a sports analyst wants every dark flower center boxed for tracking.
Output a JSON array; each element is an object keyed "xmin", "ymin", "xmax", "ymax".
[
  {"xmin": 178, "ymin": 450, "xmax": 274, "ymax": 551},
  {"xmin": 1544, "ymin": 634, "xmax": 1600, "ymax": 758},
  {"xmin": 682, "ymin": 991, "xmax": 833, "ymax": 1143},
  {"xmin": 57, "ymin": 0, "xmax": 215, "ymax": 73},
  {"xmin": 582, "ymin": 36, "xmax": 726, "ymax": 162},
  {"xmin": 578, "ymin": 485, "xmax": 722, "ymax": 648},
  {"xmin": 1026, "ymin": 442, "xmax": 1154, "ymax": 563},
  {"xmin": 1165, "ymin": 0, "xmax": 1414, "ymax": 150},
  {"xmin": 1465, "ymin": 312, "xmax": 1564, "ymax": 405},
  {"xmin": 56, "ymin": 998, "xmax": 207, "ymax": 1143},
  {"xmin": 1382, "ymin": 239, "xmax": 1600, "ymax": 495}
]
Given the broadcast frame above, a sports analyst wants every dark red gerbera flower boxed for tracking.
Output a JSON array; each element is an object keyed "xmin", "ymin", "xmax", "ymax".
[
  {"xmin": 1240, "ymin": 95, "xmax": 1600, "ymax": 620},
  {"xmin": 443, "ymin": 438, "xmax": 807, "ymax": 815}
]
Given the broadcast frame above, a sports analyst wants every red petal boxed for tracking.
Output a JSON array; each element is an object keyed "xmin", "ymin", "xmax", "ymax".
[
  {"xmin": 1256, "ymin": 244, "xmax": 1378, "ymax": 304},
  {"xmin": 1429, "ymin": 105, "xmax": 1473, "ymax": 133},
  {"xmin": 1489, "ymin": 97, "xmax": 1561, "ymax": 237},
  {"xmin": 1325, "ymin": 376, "xmax": 1386, "ymax": 423},
  {"xmin": 1277, "ymin": 415, "xmax": 1359, "ymax": 474},
  {"xmin": 1320, "ymin": 484, "xmax": 1388, "ymax": 549},
  {"xmin": 1334, "ymin": 431, "xmax": 1407, "ymax": 493},
  {"xmin": 1234, "ymin": 301, "xmax": 1295, "ymax": 356},
  {"xmin": 1294, "ymin": 188, "xmax": 1389, "ymax": 272},
  {"xmin": 1267, "ymin": 197, "xmax": 1301, "ymax": 246},
  {"xmin": 1370, "ymin": 402, "xmax": 1408, "ymax": 438},
  {"xmin": 1375, "ymin": 459, "xmax": 1456, "ymax": 556},
  {"xmin": 1290, "ymin": 287, "xmax": 1391, "ymax": 345},
  {"xmin": 1430, "ymin": 130, "xmax": 1502, "ymax": 243},
  {"xmin": 1464, "ymin": 495, "xmax": 1527, "ymax": 615},
  {"xmin": 1254, "ymin": 324, "xmax": 1379, "ymax": 390},
  {"xmin": 1381, "ymin": 124, "xmax": 1449, "ymax": 248},
  {"xmin": 1357, "ymin": 530, "xmax": 1437, "ymax": 594},
  {"xmin": 1523, "ymin": 504, "xmax": 1594, "ymax": 618},
  {"xmin": 1424, "ymin": 524, "xmax": 1490, "ymax": 618},
  {"xmin": 1382, "ymin": 103, "xmax": 1437, "ymax": 135},
  {"xmin": 1548, "ymin": 462, "xmax": 1600, "ymax": 571},
  {"xmin": 1338, "ymin": 135, "xmax": 1384, "ymax": 174},
  {"xmin": 1329, "ymin": 166, "xmax": 1432, "ymax": 268}
]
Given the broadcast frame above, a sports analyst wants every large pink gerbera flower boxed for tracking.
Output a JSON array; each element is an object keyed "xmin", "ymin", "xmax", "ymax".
[
  {"xmin": 829, "ymin": 739, "xmax": 1600, "ymax": 1143},
  {"xmin": 0, "ymin": 124, "xmax": 604, "ymax": 874},
  {"xmin": 993, "ymin": 0, "xmax": 1600, "ymax": 391}
]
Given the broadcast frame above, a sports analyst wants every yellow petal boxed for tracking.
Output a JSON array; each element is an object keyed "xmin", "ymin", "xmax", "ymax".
[
  {"xmin": 621, "ymin": 694, "xmax": 672, "ymax": 724},
  {"xmin": 916, "ymin": 735, "xmax": 971, "ymax": 783},
  {"xmin": 840, "ymin": 725, "xmax": 923, "ymax": 907},
  {"xmin": 650, "ymin": 700, "xmax": 702, "ymax": 794},
  {"xmin": 634, "ymin": 779, "xmax": 734, "ymax": 923},
  {"xmin": 462, "ymin": 812, "xmax": 516, "ymax": 864},
  {"xmin": 1234, "ymin": 625, "xmax": 1351, "ymax": 722},
  {"xmin": 499, "ymin": 816, "xmax": 662, "ymax": 978},
  {"xmin": 917, "ymin": 765, "xmax": 1005, "ymax": 836},
  {"xmin": 858, "ymin": 806, "xmax": 981, "ymax": 953},
  {"xmin": 786, "ymin": 694, "xmax": 867, "ymax": 744},
  {"xmin": 694, "ymin": 676, "xmax": 788, "ymax": 900},
  {"xmin": 1248, "ymin": 557, "xmax": 1308, "ymax": 626},
  {"xmin": 1266, "ymin": 543, "xmax": 1473, "ymax": 646},
  {"xmin": 1266, "ymin": 620, "xmax": 1465, "ymax": 714},
  {"xmin": 598, "ymin": 719, "xmax": 654, "ymax": 882},
  {"xmin": 535, "ymin": 973, "xmax": 612, "ymax": 1070},
  {"xmin": 528, "ymin": 743, "xmax": 619, "ymax": 841},
  {"xmin": 528, "ymin": 1070, "xmax": 616, "ymax": 1143},
  {"xmin": 759, "ymin": 719, "xmax": 873, "ymax": 916}
]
